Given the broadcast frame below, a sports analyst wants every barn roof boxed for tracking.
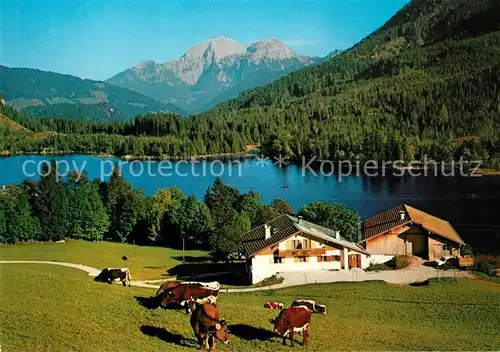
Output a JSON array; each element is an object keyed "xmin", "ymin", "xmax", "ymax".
[
  {"xmin": 241, "ymin": 214, "xmax": 368, "ymax": 258},
  {"xmin": 361, "ymin": 204, "xmax": 465, "ymax": 245}
]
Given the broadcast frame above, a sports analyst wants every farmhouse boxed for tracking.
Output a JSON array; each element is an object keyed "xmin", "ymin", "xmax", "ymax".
[
  {"xmin": 360, "ymin": 203, "xmax": 465, "ymax": 263},
  {"xmin": 241, "ymin": 214, "xmax": 369, "ymax": 284}
]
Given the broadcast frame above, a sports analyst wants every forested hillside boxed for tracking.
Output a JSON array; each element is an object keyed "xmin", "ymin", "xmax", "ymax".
[
  {"xmin": 0, "ymin": 66, "xmax": 186, "ymax": 121},
  {"xmin": 1, "ymin": 0, "xmax": 499, "ymax": 167},
  {"xmin": 195, "ymin": 0, "xmax": 500, "ymax": 164}
]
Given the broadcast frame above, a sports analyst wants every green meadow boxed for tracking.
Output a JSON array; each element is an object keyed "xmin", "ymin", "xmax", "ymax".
[
  {"xmin": 0, "ymin": 240, "xmax": 208, "ymax": 281},
  {"xmin": 1, "ymin": 262, "xmax": 499, "ymax": 351}
]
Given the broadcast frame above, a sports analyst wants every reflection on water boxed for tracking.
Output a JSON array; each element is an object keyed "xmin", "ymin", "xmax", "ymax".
[{"xmin": 1, "ymin": 155, "xmax": 499, "ymax": 253}]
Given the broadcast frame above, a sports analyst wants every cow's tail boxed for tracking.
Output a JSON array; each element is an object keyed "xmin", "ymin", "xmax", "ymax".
[{"xmin": 126, "ymin": 269, "xmax": 132, "ymax": 287}]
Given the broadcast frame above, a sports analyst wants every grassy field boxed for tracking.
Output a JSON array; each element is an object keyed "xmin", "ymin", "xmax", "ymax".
[
  {"xmin": 1, "ymin": 264, "xmax": 499, "ymax": 351},
  {"xmin": 0, "ymin": 240, "xmax": 208, "ymax": 280}
]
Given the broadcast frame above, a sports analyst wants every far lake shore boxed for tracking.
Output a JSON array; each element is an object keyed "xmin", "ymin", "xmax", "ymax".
[{"xmin": 1, "ymin": 151, "xmax": 499, "ymax": 175}]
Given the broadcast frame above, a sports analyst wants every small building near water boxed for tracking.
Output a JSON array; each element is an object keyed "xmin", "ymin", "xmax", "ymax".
[
  {"xmin": 241, "ymin": 214, "xmax": 369, "ymax": 285},
  {"xmin": 360, "ymin": 203, "xmax": 465, "ymax": 263}
]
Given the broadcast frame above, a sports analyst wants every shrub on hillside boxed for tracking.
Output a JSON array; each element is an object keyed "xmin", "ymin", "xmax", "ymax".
[
  {"xmin": 474, "ymin": 260, "xmax": 497, "ymax": 277},
  {"xmin": 461, "ymin": 245, "xmax": 474, "ymax": 256},
  {"xmin": 366, "ymin": 262, "xmax": 391, "ymax": 271},
  {"xmin": 366, "ymin": 255, "xmax": 412, "ymax": 271},
  {"xmin": 392, "ymin": 255, "xmax": 412, "ymax": 269},
  {"xmin": 256, "ymin": 275, "xmax": 284, "ymax": 287}
]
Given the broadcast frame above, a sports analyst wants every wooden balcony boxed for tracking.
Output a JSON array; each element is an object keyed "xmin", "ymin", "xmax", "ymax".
[
  {"xmin": 278, "ymin": 248, "xmax": 326, "ymax": 258},
  {"xmin": 458, "ymin": 256, "xmax": 474, "ymax": 267}
]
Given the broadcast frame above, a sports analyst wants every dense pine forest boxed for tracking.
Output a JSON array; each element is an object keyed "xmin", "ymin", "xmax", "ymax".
[{"xmin": 1, "ymin": 0, "xmax": 500, "ymax": 167}]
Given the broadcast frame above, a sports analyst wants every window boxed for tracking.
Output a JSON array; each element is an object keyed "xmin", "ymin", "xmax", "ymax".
[
  {"xmin": 318, "ymin": 255, "xmax": 339, "ymax": 262},
  {"xmin": 442, "ymin": 245, "xmax": 450, "ymax": 251},
  {"xmin": 274, "ymin": 257, "xmax": 282, "ymax": 264}
]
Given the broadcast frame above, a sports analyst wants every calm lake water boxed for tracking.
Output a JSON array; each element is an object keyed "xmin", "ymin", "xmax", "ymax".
[{"xmin": 1, "ymin": 155, "xmax": 499, "ymax": 254}]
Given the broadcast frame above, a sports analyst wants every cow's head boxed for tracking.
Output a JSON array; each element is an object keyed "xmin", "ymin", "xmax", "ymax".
[
  {"xmin": 184, "ymin": 297, "xmax": 197, "ymax": 314},
  {"xmin": 316, "ymin": 304, "xmax": 327, "ymax": 315},
  {"xmin": 160, "ymin": 292, "xmax": 176, "ymax": 308},
  {"xmin": 213, "ymin": 319, "xmax": 229, "ymax": 344}
]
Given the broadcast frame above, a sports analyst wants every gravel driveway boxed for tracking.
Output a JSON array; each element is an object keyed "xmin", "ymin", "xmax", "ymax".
[{"xmin": 1, "ymin": 260, "xmax": 474, "ymax": 293}]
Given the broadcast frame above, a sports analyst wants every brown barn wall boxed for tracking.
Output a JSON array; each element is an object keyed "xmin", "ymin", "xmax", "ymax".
[
  {"xmin": 428, "ymin": 236, "xmax": 460, "ymax": 260},
  {"xmin": 366, "ymin": 225, "xmax": 411, "ymax": 255}
]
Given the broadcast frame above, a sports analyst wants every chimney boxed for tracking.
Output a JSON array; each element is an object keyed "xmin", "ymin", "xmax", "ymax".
[
  {"xmin": 264, "ymin": 224, "xmax": 271, "ymax": 240},
  {"xmin": 297, "ymin": 215, "xmax": 303, "ymax": 224},
  {"xmin": 335, "ymin": 231, "xmax": 340, "ymax": 240},
  {"xmin": 399, "ymin": 211, "xmax": 406, "ymax": 221}
]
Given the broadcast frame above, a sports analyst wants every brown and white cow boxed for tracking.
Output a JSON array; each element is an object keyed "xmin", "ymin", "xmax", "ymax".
[
  {"xmin": 264, "ymin": 301, "xmax": 284, "ymax": 310},
  {"xmin": 161, "ymin": 282, "xmax": 219, "ymax": 314},
  {"xmin": 94, "ymin": 268, "xmax": 131, "ymax": 287},
  {"xmin": 156, "ymin": 280, "xmax": 182, "ymax": 296},
  {"xmin": 291, "ymin": 299, "xmax": 326, "ymax": 315},
  {"xmin": 190, "ymin": 303, "xmax": 229, "ymax": 350},
  {"xmin": 269, "ymin": 306, "xmax": 311, "ymax": 347}
]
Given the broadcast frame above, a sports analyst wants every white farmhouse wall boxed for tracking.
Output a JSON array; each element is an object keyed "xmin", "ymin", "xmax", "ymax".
[
  {"xmin": 325, "ymin": 249, "xmax": 341, "ymax": 256},
  {"xmin": 250, "ymin": 255, "xmax": 342, "ymax": 284}
]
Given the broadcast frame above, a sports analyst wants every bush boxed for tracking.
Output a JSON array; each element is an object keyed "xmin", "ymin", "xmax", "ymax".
[
  {"xmin": 366, "ymin": 262, "xmax": 391, "ymax": 271},
  {"xmin": 366, "ymin": 255, "xmax": 412, "ymax": 271},
  {"xmin": 461, "ymin": 245, "xmax": 474, "ymax": 256},
  {"xmin": 255, "ymin": 275, "xmax": 284, "ymax": 287},
  {"xmin": 474, "ymin": 260, "xmax": 497, "ymax": 277},
  {"xmin": 392, "ymin": 255, "xmax": 412, "ymax": 269}
]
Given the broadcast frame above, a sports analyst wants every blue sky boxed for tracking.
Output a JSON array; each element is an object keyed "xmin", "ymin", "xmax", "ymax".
[{"xmin": 1, "ymin": 0, "xmax": 410, "ymax": 81}]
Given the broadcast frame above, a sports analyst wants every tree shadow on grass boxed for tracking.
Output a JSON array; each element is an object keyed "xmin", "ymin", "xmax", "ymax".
[
  {"xmin": 409, "ymin": 279, "xmax": 430, "ymax": 287},
  {"xmin": 135, "ymin": 296, "xmax": 161, "ymax": 310},
  {"xmin": 172, "ymin": 256, "xmax": 212, "ymax": 263},
  {"xmin": 228, "ymin": 324, "xmax": 276, "ymax": 341},
  {"xmin": 135, "ymin": 296, "xmax": 186, "ymax": 313},
  {"xmin": 140, "ymin": 325, "xmax": 196, "ymax": 347}
]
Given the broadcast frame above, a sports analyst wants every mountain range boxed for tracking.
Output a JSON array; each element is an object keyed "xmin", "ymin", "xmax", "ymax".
[
  {"xmin": 0, "ymin": 65, "xmax": 186, "ymax": 121},
  {"xmin": 0, "ymin": 37, "xmax": 324, "ymax": 120},
  {"xmin": 107, "ymin": 37, "xmax": 322, "ymax": 112}
]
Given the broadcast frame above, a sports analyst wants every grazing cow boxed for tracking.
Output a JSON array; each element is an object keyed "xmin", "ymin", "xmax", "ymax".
[
  {"xmin": 269, "ymin": 306, "xmax": 311, "ymax": 347},
  {"xmin": 156, "ymin": 280, "xmax": 182, "ymax": 297},
  {"xmin": 94, "ymin": 268, "xmax": 131, "ymax": 287},
  {"xmin": 190, "ymin": 303, "xmax": 229, "ymax": 351},
  {"xmin": 291, "ymin": 299, "xmax": 326, "ymax": 315},
  {"xmin": 264, "ymin": 301, "xmax": 284, "ymax": 310},
  {"xmin": 161, "ymin": 282, "xmax": 220, "ymax": 314},
  {"xmin": 181, "ymin": 281, "xmax": 220, "ymax": 291}
]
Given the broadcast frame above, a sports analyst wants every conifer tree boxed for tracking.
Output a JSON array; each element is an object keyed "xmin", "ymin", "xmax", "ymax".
[{"xmin": 33, "ymin": 161, "xmax": 70, "ymax": 241}]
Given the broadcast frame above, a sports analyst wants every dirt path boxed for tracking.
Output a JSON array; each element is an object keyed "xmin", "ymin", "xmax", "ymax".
[{"xmin": 0, "ymin": 260, "xmax": 473, "ymax": 293}]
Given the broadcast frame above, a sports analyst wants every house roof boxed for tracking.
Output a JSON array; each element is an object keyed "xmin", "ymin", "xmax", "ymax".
[
  {"xmin": 240, "ymin": 214, "xmax": 368, "ymax": 258},
  {"xmin": 361, "ymin": 204, "xmax": 465, "ymax": 245}
]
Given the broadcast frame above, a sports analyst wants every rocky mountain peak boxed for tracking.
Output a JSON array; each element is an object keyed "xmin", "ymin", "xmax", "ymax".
[
  {"xmin": 182, "ymin": 36, "xmax": 246, "ymax": 63},
  {"xmin": 246, "ymin": 38, "xmax": 296, "ymax": 61},
  {"xmin": 107, "ymin": 36, "xmax": 321, "ymax": 112},
  {"xmin": 133, "ymin": 60, "xmax": 156, "ymax": 70}
]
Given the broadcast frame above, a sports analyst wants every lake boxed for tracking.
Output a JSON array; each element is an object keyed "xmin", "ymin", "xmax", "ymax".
[{"xmin": 1, "ymin": 155, "xmax": 499, "ymax": 254}]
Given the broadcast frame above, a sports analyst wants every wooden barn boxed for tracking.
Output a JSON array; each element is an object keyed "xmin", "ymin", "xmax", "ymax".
[{"xmin": 360, "ymin": 204, "xmax": 465, "ymax": 261}]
